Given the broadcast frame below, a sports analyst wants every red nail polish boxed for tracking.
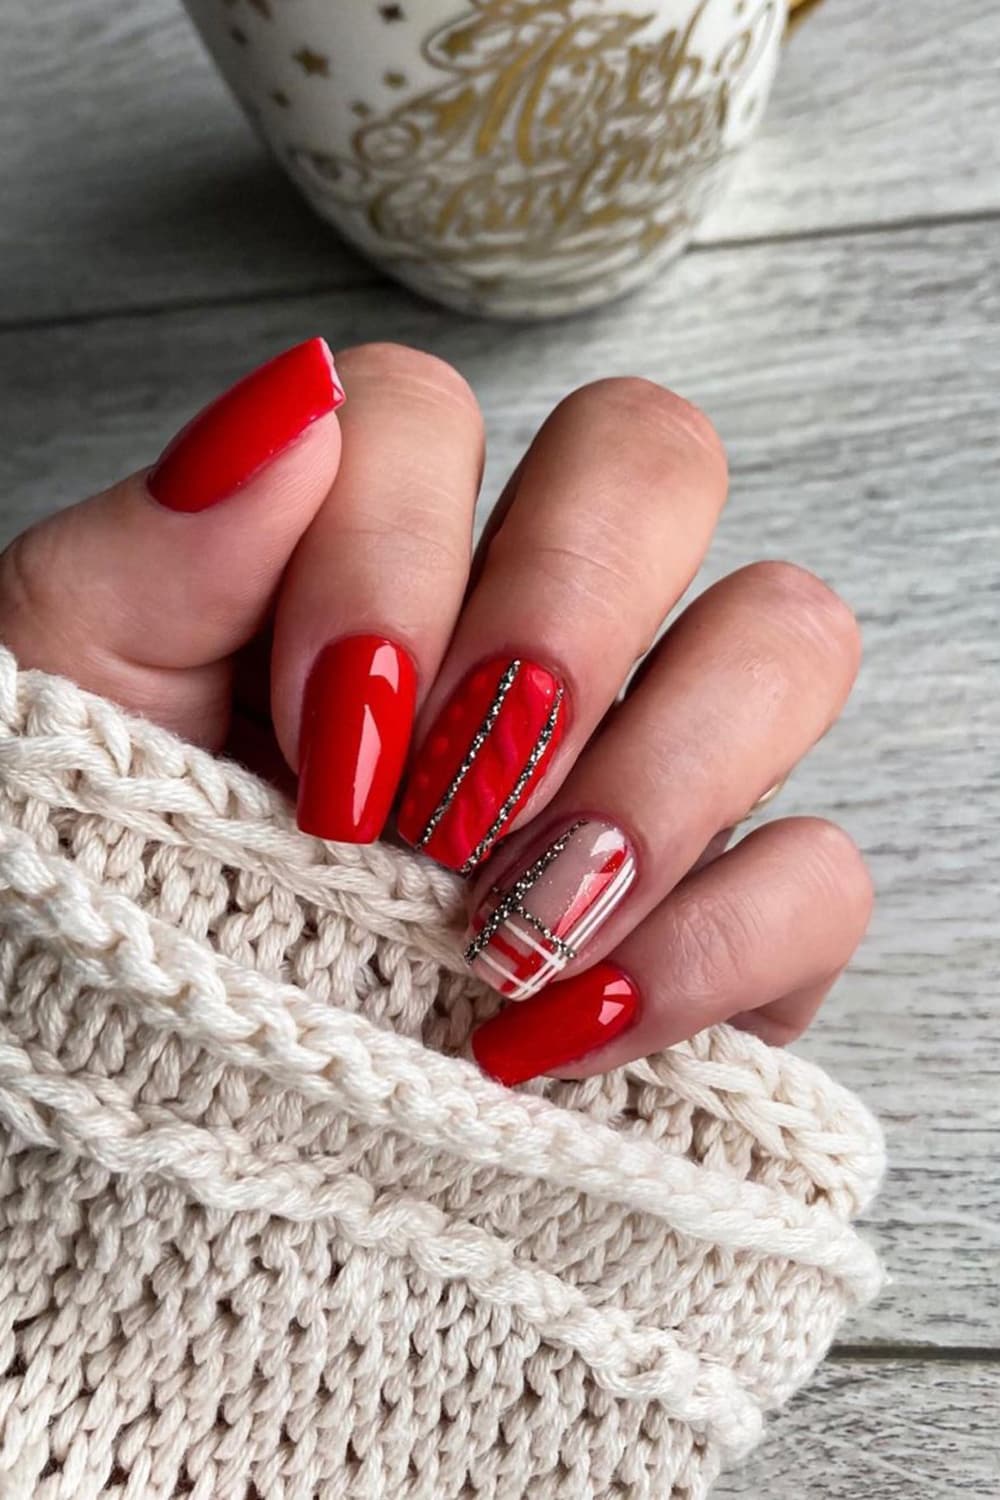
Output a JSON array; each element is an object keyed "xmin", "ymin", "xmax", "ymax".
[
  {"xmin": 297, "ymin": 635, "xmax": 416, "ymax": 843},
  {"xmin": 471, "ymin": 964, "xmax": 640, "ymax": 1087},
  {"xmin": 397, "ymin": 657, "xmax": 566, "ymax": 873},
  {"xmin": 148, "ymin": 337, "xmax": 345, "ymax": 513}
]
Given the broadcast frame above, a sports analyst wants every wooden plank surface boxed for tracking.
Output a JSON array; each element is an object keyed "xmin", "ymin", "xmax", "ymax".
[
  {"xmin": 3, "ymin": 0, "xmax": 999, "ymax": 323},
  {"xmin": 1, "ymin": 219, "xmax": 997, "ymax": 1350},
  {"xmin": 715, "ymin": 1359, "xmax": 1000, "ymax": 1497},
  {"xmin": 703, "ymin": 0, "xmax": 1000, "ymax": 241},
  {"xmin": 3, "ymin": 0, "xmax": 999, "ymax": 1489}
]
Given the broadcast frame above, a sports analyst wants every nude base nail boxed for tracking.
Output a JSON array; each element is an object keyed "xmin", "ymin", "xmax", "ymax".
[{"xmin": 465, "ymin": 818, "xmax": 636, "ymax": 999}]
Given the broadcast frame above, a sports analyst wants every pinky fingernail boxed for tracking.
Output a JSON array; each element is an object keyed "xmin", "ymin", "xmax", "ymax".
[{"xmin": 470, "ymin": 964, "xmax": 640, "ymax": 1087}]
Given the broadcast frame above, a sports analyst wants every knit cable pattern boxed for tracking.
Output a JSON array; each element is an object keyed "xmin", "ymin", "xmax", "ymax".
[{"xmin": 0, "ymin": 647, "xmax": 884, "ymax": 1500}]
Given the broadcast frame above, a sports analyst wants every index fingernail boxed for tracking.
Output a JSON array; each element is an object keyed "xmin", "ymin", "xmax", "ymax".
[{"xmin": 148, "ymin": 337, "xmax": 345, "ymax": 513}]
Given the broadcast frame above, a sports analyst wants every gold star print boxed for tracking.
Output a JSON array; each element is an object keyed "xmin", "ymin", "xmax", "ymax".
[
  {"xmin": 270, "ymin": 88, "xmax": 290, "ymax": 108},
  {"xmin": 383, "ymin": 69, "xmax": 407, "ymax": 89},
  {"xmin": 293, "ymin": 46, "xmax": 330, "ymax": 77},
  {"xmin": 351, "ymin": 101, "xmax": 372, "ymax": 117},
  {"xmin": 379, "ymin": 3, "xmax": 405, "ymax": 18},
  {"xmin": 229, "ymin": 25, "xmax": 248, "ymax": 44}
]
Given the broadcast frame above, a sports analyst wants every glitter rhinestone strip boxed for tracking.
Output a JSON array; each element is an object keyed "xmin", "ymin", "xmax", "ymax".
[
  {"xmin": 413, "ymin": 660, "xmax": 521, "ymax": 851},
  {"xmin": 458, "ymin": 686, "xmax": 565, "ymax": 874},
  {"xmin": 465, "ymin": 819, "xmax": 636, "ymax": 1000},
  {"xmin": 464, "ymin": 818, "xmax": 585, "ymax": 963}
]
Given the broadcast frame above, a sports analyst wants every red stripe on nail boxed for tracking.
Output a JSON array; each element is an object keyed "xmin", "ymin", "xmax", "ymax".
[{"xmin": 466, "ymin": 820, "xmax": 635, "ymax": 1000}]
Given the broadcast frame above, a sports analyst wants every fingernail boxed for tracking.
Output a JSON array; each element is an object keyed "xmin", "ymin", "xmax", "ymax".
[
  {"xmin": 397, "ymin": 657, "xmax": 566, "ymax": 873},
  {"xmin": 148, "ymin": 337, "xmax": 345, "ymax": 513},
  {"xmin": 297, "ymin": 635, "xmax": 416, "ymax": 843},
  {"xmin": 471, "ymin": 963, "xmax": 640, "ymax": 1087},
  {"xmin": 464, "ymin": 818, "xmax": 636, "ymax": 999}
]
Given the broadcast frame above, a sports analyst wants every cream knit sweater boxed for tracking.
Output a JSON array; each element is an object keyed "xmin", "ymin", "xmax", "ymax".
[{"xmin": 0, "ymin": 647, "xmax": 884, "ymax": 1500}]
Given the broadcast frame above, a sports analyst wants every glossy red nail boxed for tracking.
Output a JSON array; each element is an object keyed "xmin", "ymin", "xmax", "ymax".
[
  {"xmin": 148, "ymin": 337, "xmax": 345, "ymax": 513},
  {"xmin": 471, "ymin": 963, "xmax": 640, "ymax": 1087},
  {"xmin": 297, "ymin": 636, "xmax": 416, "ymax": 843},
  {"xmin": 397, "ymin": 657, "xmax": 566, "ymax": 873}
]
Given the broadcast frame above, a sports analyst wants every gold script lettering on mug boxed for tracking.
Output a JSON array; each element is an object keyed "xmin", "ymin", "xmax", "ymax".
[{"xmin": 182, "ymin": 0, "xmax": 788, "ymax": 317}]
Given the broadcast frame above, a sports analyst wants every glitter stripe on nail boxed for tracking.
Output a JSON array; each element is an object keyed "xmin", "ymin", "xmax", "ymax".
[
  {"xmin": 465, "ymin": 819, "xmax": 635, "ymax": 1000},
  {"xmin": 413, "ymin": 660, "xmax": 521, "ymax": 850},
  {"xmin": 489, "ymin": 858, "xmax": 635, "ymax": 999},
  {"xmin": 464, "ymin": 818, "xmax": 584, "ymax": 963},
  {"xmin": 516, "ymin": 906, "xmax": 576, "ymax": 959},
  {"xmin": 458, "ymin": 686, "xmax": 565, "ymax": 874}
]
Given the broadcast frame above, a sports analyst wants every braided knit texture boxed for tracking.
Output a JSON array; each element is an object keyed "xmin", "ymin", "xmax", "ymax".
[{"xmin": 0, "ymin": 647, "xmax": 884, "ymax": 1499}]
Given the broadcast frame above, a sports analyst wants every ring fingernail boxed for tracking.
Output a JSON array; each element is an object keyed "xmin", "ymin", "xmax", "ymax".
[
  {"xmin": 397, "ymin": 656, "xmax": 566, "ymax": 873},
  {"xmin": 464, "ymin": 819, "xmax": 636, "ymax": 998},
  {"xmin": 471, "ymin": 963, "xmax": 640, "ymax": 1087},
  {"xmin": 297, "ymin": 635, "xmax": 416, "ymax": 843}
]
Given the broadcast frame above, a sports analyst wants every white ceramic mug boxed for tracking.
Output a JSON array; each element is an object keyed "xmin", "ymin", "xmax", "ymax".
[{"xmin": 183, "ymin": 0, "xmax": 788, "ymax": 318}]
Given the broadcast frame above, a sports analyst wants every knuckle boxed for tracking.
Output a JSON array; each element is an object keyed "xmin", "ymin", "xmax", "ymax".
[
  {"xmin": 337, "ymin": 516, "xmax": 469, "ymax": 581},
  {"xmin": 738, "ymin": 561, "xmax": 861, "ymax": 667},
  {"xmin": 508, "ymin": 539, "xmax": 641, "ymax": 629},
  {"xmin": 0, "ymin": 518, "xmax": 92, "ymax": 675},
  {"xmin": 0, "ymin": 523, "xmax": 61, "ymax": 628},
  {"xmin": 566, "ymin": 378, "xmax": 728, "ymax": 475},
  {"xmin": 670, "ymin": 885, "xmax": 764, "ymax": 1001},
  {"xmin": 338, "ymin": 342, "xmax": 482, "ymax": 427},
  {"xmin": 797, "ymin": 817, "xmax": 875, "ymax": 928},
  {"xmin": 757, "ymin": 1011, "xmax": 812, "ymax": 1048}
]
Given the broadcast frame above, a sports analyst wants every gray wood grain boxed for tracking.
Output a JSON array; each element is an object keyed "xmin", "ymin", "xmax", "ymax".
[
  {"xmin": 2, "ymin": 0, "xmax": 998, "ymax": 324},
  {"xmin": 3, "ymin": 2, "xmax": 999, "ymax": 1485},
  {"xmin": 701, "ymin": 0, "xmax": 1000, "ymax": 242},
  {"xmin": 714, "ymin": 1359, "xmax": 1000, "ymax": 1497},
  {"xmin": 0, "ymin": 0, "xmax": 369, "ymax": 326},
  {"xmin": 0, "ymin": 219, "xmax": 996, "ymax": 1350}
]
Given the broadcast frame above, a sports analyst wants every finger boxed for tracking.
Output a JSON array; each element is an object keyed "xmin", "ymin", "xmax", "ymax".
[
  {"xmin": 470, "ymin": 818, "xmax": 873, "ymax": 1086},
  {"xmin": 396, "ymin": 379, "xmax": 729, "ymax": 872},
  {"xmin": 730, "ymin": 970, "xmax": 845, "ymax": 1048},
  {"xmin": 269, "ymin": 343, "xmax": 484, "ymax": 845},
  {"xmin": 0, "ymin": 339, "xmax": 344, "ymax": 746},
  {"xmin": 464, "ymin": 562, "xmax": 860, "ymax": 999}
]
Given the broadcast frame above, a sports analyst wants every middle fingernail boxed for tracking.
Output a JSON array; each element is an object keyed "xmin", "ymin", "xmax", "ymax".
[
  {"xmin": 397, "ymin": 656, "xmax": 566, "ymax": 872},
  {"xmin": 464, "ymin": 818, "xmax": 637, "ymax": 998}
]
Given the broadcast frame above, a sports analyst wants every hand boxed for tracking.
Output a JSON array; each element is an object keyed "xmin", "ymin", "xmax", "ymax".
[{"xmin": 0, "ymin": 339, "xmax": 872, "ymax": 1085}]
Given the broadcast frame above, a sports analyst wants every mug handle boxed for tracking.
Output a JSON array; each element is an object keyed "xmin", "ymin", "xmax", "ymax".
[{"xmin": 786, "ymin": 0, "xmax": 826, "ymax": 31}]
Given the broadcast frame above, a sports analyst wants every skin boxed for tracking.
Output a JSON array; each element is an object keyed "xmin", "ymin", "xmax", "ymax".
[{"xmin": 0, "ymin": 342, "xmax": 873, "ymax": 1073}]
